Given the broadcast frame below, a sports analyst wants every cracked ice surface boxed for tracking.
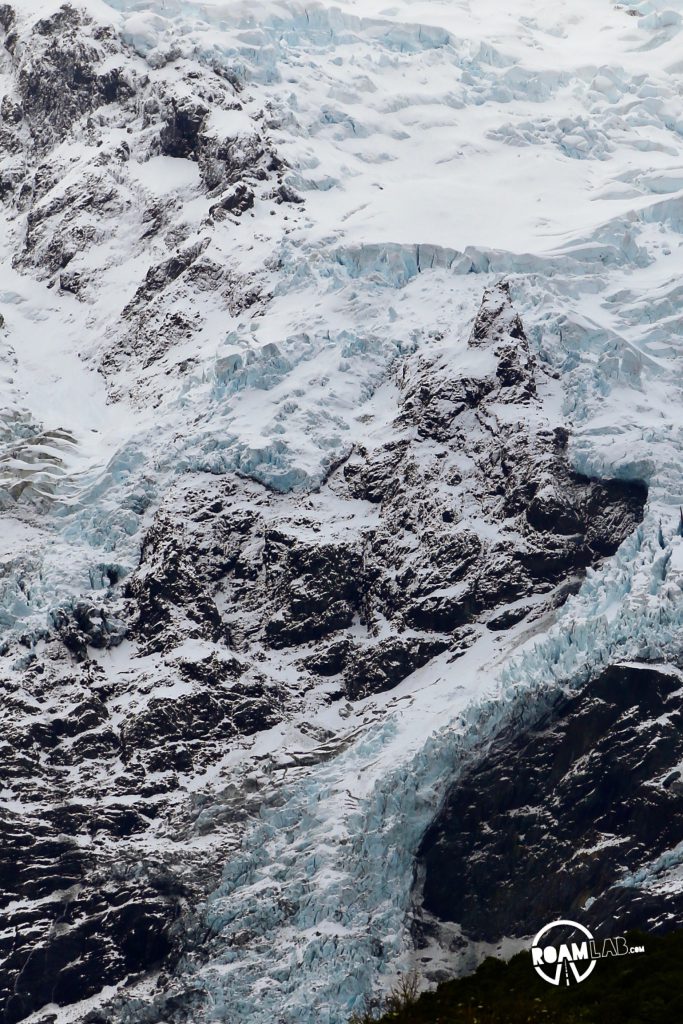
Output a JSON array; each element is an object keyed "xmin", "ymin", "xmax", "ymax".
[
  {"xmin": 5, "ymin": 0, "xmax": 683, "ymax": 1018},
  {"xmin": 80, "ymin": 0, "xmax": 683, "ymax": 1020},
  {"xmin": 4, "ymin": 0, "xmax": 683, "ymax": 631}
]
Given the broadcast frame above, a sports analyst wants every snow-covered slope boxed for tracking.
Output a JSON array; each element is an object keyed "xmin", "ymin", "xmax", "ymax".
[
  {"xmin": 2, "ymin": 0, "xmax": 683, "ymax": 1022},
  {"xmin": 1, "ymin": 0, "xmax": 683, "ymax": 629}
]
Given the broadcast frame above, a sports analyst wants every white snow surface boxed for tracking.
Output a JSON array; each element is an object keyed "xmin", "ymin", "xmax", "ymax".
[{"xmin": 5, "ymin": 0, "xmax": 683, "ymax": 1021}]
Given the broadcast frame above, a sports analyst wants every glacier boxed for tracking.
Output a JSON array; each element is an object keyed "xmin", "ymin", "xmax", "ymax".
[
  {"xmin": 3, "ymin": 0, "xmax": 683, "ymax": 629},
  {"xmin": 110, "ymin": 0, "xmax": 683, "ymax": 1018},
  {"xmin": 2, "ymin": 0, "xmax": 683, "ymax": 1022}
]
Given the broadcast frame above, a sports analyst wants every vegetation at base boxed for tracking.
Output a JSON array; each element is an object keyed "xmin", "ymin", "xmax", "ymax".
[{"xmin": 351, "ymin": 930, "xmax": 683, "ymax": 1024}]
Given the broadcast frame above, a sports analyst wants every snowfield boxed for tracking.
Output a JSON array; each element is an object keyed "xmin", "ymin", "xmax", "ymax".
[{"xmin": 3, "ymin": 0, "xmax": 683, "ymax": 1022}]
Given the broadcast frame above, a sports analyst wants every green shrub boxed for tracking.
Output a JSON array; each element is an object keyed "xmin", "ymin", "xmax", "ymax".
[{"xmin": 359, "ymin": 930, "xmax": 683, "ymax": 1024}]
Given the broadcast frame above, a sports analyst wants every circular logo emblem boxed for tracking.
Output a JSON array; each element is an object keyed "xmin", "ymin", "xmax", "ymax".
[{"xmin": 531, "ymin": 919, "xmax": 597, "ymax": 986}]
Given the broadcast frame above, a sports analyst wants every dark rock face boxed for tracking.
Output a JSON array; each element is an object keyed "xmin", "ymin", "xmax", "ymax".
[
  {"xmin": 119, "ymin": 283, "xmax": 645, "ymax": 713},
  {"xmin": 154, "ymin": 93, "xmax": 270, "ymax": 193},
  {"xmin": 124, "ymin": 508, "xmax": 229, "ymax": 652},
  {"xmin": 264, "ymin": 537, "xmax": 364, "ymax": 647},
  {"xmin": 343, "ymin": 636, "xmax": 449, "ymax": 701},
  {"xmin": 13, "ymin": 6, "xmax": 134, "ymax": 151},
  {"xmin": 467, "ymin": 280, "xmax": 537, "ymax": 400},
  {"xmin": 0, "ymin": 637, "xmax": 234, "ymax": 1024},
  {"xmin": 416, "ymin": 662, "xmax": 683, "ymax": 947},
  {"xmin": 0, "ymin": 807, "xmax": 183, "ymax": 1024},
  {"xmin": 51, "ymin": 599, "xmax": 126, "ymax": 659},
  {"xmin": 210, "ymin": 182, "xmax": 255, "ymax": 218},
  {"xmin": 0, "ymin": 5, "xmax": 15, "ymax": 33},
  {"xmin": 197, "ymin": 117, "xmax": 266, "ymax": 193},
  {"xmin": 159, "ymin": 96, "xmax": 209, "ymax": 160},
  {"xmin": 339, "ymin": 284, "xmax": 645, "ymax": 639},
  {"xmin": 273, "ymin": 183, "xmax": 304, "ymax": 205},
  {"xmin": 0, "ymin": 2, "xmax": 295, "ymax": 408}
]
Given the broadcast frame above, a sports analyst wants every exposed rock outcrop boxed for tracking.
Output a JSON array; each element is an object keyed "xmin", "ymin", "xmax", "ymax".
[
  {"xmin": 415, "ymin": 662, "xmax": 683, "ymax": 954},
  {"xmin": 0, "ymin": 3, "xmax": 295, "ymax": 404}
]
